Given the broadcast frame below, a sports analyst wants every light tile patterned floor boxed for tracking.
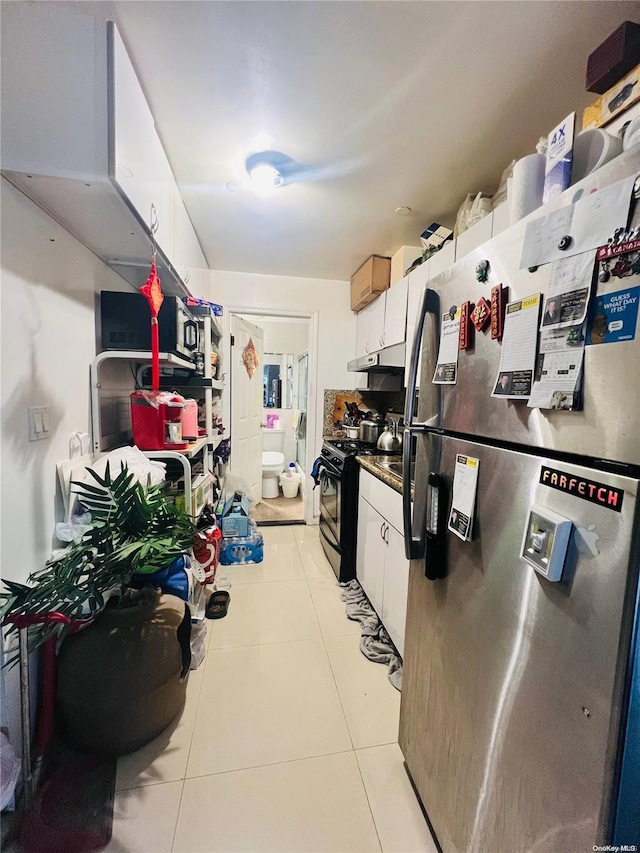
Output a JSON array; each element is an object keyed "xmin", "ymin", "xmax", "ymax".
[{"xmin": 105, "ymin": 525, "xmax": 438, "ymax": 853}]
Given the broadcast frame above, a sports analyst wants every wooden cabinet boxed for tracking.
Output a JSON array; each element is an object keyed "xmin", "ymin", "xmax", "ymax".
[
  {"xmin": 350, "ymin": 255, "xmax": 391, "ymax": 312},
  {"xmin": 357, "ymin": 470, "xmax": 411, "ymax": 656}
]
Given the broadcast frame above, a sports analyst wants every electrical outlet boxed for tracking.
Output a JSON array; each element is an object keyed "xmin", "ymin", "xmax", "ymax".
[{"xmin": 28, "ymin": 406, "xmax": 51, "ymax": 441}]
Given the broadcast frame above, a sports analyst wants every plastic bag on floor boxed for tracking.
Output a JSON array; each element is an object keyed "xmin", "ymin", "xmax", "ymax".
[{"xmin": 190, "ymin": 620, "xmax": 207, "ymax": 670}]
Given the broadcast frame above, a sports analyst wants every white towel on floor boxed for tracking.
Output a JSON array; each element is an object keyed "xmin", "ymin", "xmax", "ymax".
[{"xmin": 339, "ymin": 580, "xmax": 402, "ymax": 691}]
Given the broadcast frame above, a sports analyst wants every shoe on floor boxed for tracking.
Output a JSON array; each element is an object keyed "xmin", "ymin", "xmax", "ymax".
[{"xmin": 205, "ymin": 590, "xmax": 230, "ymax": 620}]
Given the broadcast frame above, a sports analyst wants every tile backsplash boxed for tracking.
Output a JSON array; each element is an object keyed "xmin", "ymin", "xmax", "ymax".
[{"xmin": 323, "ymin": 389, "xmax": 405, "ymax": 437}]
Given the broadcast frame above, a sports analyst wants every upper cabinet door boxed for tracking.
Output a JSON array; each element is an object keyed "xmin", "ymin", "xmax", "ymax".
[
  {"xmin": 112, "ymin": 25, "xmax": 175, "ymax": 259},
  {"xmin": 367, "ymin": 293, "xmax": 387, "ymax": 353},
  {"xmin": 405, "ymin": 261, "xmax": 430, "ymax": 389},
  {"xmin": 383, "ymin": 276, "xmax": 409, "ymax": 348},
  {"xmin": 355, "ymin": 302, "xmax": 372, "ymax": 357}
]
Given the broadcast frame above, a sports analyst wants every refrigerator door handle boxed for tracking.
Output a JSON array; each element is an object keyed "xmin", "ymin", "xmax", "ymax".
[
  {"xmin": 403, "ymin": 287, "xmax": 440, "ymax": 561},
  {"xmin": 403, "ymin": 286, "xmax": 440, "ymax": 431}
]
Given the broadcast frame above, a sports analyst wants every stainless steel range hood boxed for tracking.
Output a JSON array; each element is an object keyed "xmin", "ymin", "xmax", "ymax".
[{"xmin": 347, "ymin": 342, "xmax": 405, "ymax": 373}]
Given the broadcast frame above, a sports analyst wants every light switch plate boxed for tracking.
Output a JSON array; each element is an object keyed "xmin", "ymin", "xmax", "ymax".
[{"xmin": 28, "ymin": 406, "xmax": 51, "ymax": 441}]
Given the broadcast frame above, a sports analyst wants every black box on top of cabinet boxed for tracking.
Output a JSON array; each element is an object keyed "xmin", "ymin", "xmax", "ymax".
[{"xmin": 99, "ymin": 291, "xmax": 201, "ymax": 362}]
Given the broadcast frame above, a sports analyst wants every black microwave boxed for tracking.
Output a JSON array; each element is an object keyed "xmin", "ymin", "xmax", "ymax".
[{"xmin": 100, "ymin": 292, "xmax": 201, "ymax": 362}]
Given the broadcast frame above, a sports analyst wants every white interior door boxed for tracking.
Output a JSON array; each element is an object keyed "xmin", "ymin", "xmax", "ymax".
[{"xmin": 230, "ymin": 315, "xmax": 264, "ymax": 504}]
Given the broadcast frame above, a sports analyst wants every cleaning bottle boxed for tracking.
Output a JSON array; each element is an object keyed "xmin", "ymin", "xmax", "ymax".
[{"xmin": 287, "ymin": 463, "xmax": 296, "ymax": 478}]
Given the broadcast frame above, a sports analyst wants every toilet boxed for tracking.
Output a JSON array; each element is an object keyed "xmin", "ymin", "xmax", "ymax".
[{"xmin": 262, "ymin": 428, "xmax": 285, "ymax": 498}]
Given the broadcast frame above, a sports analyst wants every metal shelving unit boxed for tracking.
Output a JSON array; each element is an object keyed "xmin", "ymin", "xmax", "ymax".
[{"xmin": 89, "ymin": 311, "xmax": 225, "ymax": 519}]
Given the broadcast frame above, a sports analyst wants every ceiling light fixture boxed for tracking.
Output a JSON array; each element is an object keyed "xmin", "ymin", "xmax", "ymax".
[
  {"xmin": 247, "ymin": 162, "xmax": 283, "ymax": 194},
  {"xmin": 395, "ymin": 206, "xmax": 412, "ymax": 216},
  {"xmin": 245, "ymin": 151, "xmax": 293, "ymax": 195}
]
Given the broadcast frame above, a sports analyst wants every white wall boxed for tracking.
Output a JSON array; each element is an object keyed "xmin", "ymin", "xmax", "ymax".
[
  {"xmin": 209, "ymin": 270, "xmax": 357, "ymax": 463},
  {"xmin": 0, "ymin": 178, "xmax": 128, "ymax": 760}
]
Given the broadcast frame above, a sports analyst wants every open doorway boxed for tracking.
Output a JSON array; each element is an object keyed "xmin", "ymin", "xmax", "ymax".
[{"xmin": 229, "ymin": 312, "xmax": 315, "ymax": 525}]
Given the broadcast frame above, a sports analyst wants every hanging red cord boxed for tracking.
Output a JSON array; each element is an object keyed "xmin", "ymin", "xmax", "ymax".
[{"xmin": 139, "ymin": 257, "xmax": 164, "ymax": 392}]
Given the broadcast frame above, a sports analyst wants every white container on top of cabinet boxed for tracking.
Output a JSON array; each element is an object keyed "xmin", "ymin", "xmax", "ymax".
[{"xmin": 1, "ymin": 4, "xmax": 205, "ymax": 297}]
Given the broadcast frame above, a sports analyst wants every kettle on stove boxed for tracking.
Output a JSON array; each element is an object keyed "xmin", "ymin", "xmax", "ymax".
[{"xmin": 376, "ymin": 420, "xmax": 403, "ymax": 453}]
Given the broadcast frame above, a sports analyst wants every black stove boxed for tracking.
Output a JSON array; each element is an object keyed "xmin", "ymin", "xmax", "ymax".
[
  {"xmin": 321, "ymin": 438, "xmax": 377, "ymax": 470},
  {"xmin": 318, "ymin": 438, "xmax": 397, "ymax": 582}
]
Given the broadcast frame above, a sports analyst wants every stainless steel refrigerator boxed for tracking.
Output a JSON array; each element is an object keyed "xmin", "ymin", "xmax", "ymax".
[{"xmin": 400, "ymin": 151, "xmax": 640, "ymax": 853}]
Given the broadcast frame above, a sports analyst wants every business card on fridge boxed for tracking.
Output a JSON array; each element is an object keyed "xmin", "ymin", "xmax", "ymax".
[{"xmin": 448, "ymin": 454, "xmax": 480, "ymax": 541}]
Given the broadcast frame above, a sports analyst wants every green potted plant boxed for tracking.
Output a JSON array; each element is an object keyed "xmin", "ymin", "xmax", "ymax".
[{"xmin": 1, "ymin": 462, "xmax": 197, "ymax": 755}]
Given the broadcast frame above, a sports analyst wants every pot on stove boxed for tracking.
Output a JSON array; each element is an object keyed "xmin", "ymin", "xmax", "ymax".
[{"xmin": 359, "ymin": 416, "xmax": 386, "ymax": 445}]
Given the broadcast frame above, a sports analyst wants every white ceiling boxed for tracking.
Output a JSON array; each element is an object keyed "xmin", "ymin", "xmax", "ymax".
[{"xmin": 77, "ymin": 1, "xmax": 638, "ymax": 280}]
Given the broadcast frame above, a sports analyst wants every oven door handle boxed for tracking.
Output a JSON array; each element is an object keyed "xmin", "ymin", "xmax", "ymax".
[{"xmin": 319, "ymin": 522, "xmax": 341, "ymax": 554}]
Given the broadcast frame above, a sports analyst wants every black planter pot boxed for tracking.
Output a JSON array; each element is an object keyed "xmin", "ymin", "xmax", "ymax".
[{"xmin": 56, "ymin": 589, "xmax": 190, "ymax": 756}]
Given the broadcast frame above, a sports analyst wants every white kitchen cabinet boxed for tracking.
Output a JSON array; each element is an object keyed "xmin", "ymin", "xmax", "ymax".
[
  {"xmin": 381, "ymin": 523, "xmax": 410, "ymax": 657},
  {"xmin": 430, "ymin": 239, "xmax": 456, "ymax": 277},
  {"xmin": 355, "ymin": 299, "xmax": 372, "ymax": 358},
  {"xmin": 112, "ymin": 26, "xmax": 175, "ymax": 259},
  {"xmin": 382, "ymin": 276, "xmax": 409, "ymax": 348},
  {"xmin": 1, "ymin": 5, "xmax": 204, "ymax": 298},
  {"xmin": 367, "ymin": 291, "xmax": 387, "ymax": 352},
  {"xmin": 173, "ymin": 187, "xmax": 209, "ymax": 295},
  {"xmin": 354, "ymin": 275, "xmax": 409, "ymax": 358},
  {"xmin": 355, "ymin": 294, "xmax": 384, "ymax": 356},
  {"xmin": 356, "ymin": 494, "xmax": 385, "ymax": 617},
  {"xmin": 357, "ymin": 469, "xmax": 411, "ymax": 656},
  {"xmin": 491, "ymin": 201, "xmax": 510, "ymax": 237},
  {"xmin": 455, "ymin": 212, "xmax": 493, "ymax": 261}
]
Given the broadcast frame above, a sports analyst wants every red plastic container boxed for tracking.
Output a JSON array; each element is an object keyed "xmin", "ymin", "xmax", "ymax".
[{"xmin": 131, "ymin": 391, "xmax": 189, "ymax": 451}]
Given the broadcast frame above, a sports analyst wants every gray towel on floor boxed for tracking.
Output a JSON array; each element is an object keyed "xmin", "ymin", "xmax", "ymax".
[{"xmin": 339, "ymin": 580, "xmax": 402, "ymax": 691}]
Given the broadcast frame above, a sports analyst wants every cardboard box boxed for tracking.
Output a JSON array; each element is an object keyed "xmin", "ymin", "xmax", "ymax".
[
  {"xmin": 221, "ymin": 493, "xmax": 251, "ymax": 538},
  {"xmin": 390, "ymin": 246, "xmax": 423, "ymax": 285},
  {"xmin": 583, "ymin": 63, "xmax": 640, "ymax": 130},
  {"xmin": 350, "ymin": 255, "xmax": 390, "ymax": 312},
  {"xmin": 587, "ymin": 21, "xmax": 640, "ymax": 94}
]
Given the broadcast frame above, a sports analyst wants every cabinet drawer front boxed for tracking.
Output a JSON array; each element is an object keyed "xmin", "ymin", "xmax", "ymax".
[{"xmin": 359, "ymin": 469, "xmax": 404, "ymax": 533}]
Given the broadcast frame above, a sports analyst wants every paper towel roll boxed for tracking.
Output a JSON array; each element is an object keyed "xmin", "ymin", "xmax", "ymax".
[{"xmin": 509, "ymin": 153, "xmax": 545, "ymax": 224}]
